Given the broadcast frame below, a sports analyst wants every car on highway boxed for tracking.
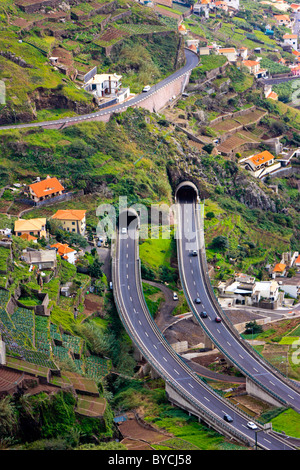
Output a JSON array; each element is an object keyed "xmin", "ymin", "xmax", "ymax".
[
  {"xmin": 200, "ymin": 311, "xmax": 207, "ymax": 318},
  {"xmin": 223, "ymin": 414, "xmax": 233, "ymax": 423},
  {"xmin": 121, "ymin": 227, "xmax": 127, "ymax": 234},
  {"xmin": 173, "ymin": 292, "xmax": 178, "ymax": 301},
  {"xmin": 215, "ymin": 316, "xmax": 222, "ymax": 323},
  {"xmin": 195, "ymin": 298, "xmax": 201, "ymax": 304},
  {"xmin": 142, "ymin": 85, "xmax": 151, "ymax": 92},
  {"xmin": 191, "ymin": 250, "xmax": 197, "ymax": 256},
  {"xmin": 247, "ymin": 421, "xmax": 258, "ymax": 430}
]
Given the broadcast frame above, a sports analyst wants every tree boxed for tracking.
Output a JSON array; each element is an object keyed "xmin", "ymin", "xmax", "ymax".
[
  {"xmin": 244, "ymin": 320, "xmax": 263, "ymax": 335},
  {"xmin": 211, "ymin": 235, "xmax": 229, "ymax": 252},
  {"xmin": 90, "ymin": 258, "xmax": 103, "ymax": 279}
]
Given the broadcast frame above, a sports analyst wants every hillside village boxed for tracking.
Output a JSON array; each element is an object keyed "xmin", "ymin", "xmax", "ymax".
[{"xmin": 1, "ymin": 0, "xmax": 300, "ymax": 452}]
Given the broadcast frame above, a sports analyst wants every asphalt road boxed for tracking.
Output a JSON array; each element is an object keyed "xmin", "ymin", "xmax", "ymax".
[
  {"xmin": 0, "ymin": 49, "xmax": 199, "ymax": 131},
  {"xmin": 113, "ymin": 217, "xmax": 296, "ymax": 450},
  {"xmin": 176, "ymin": 194, "xmax": 300, "ymax": 415}
]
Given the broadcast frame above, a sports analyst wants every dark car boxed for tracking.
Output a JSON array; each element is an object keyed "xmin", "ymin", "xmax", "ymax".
[
  {"xmin": 192, "ymin": 250, "xmax": 198, "ymax": 256},
  {"xmin": 200, "ymin": 311, "xmax": 207, "ymax": 318},
  {"xmin": 195, "ymin": 298, "xmax": 201, "ymax": 304},
  {"xmin": 223, "ymin": 414, "xmax": 233, "ymax": 423},
  {"xmin": 215, "ymin": 316, "xmax": 222, "ymax": 323}
]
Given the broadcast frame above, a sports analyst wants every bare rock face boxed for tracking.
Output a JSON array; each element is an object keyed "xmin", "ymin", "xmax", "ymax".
[{"xmin": 229, "ymin": 173, "xmax": 277, "ymax": 212}]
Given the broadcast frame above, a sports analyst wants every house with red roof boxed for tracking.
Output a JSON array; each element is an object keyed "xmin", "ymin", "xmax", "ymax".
[
  {"xmin": 51, "ymin": 242, "xmax": 77, "ymax": 264},
  {"xmin": 28, "ymin": 176, "xmax": 64, "ymax": 204}
]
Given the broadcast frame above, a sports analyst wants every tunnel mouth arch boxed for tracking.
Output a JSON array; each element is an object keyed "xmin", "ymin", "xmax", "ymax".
[
  {"xmin": 175, "ymin": 181, "xmax": 199, "ymax": 203},
  {"xmin": 118, "ymin": 208, "xmax": 139, "ymax": 230}
]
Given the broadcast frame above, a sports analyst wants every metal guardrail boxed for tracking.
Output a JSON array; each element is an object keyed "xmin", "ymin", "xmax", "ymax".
[
  {"xmin": 174, "ymin": 195, "xmax": 300, "ymax": 417},
  {"xmin": 111, "ymin": 225, "xmax": 282, "ymax": 449}
]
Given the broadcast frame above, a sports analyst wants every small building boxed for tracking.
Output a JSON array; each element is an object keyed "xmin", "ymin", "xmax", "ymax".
[
  {"xmin": 241, "ymin": 150, "xmax": 280, "ymax": 178},
  {"xmin": 295, "ymin": 254, "xmax": 300, "ymax": 268},
  {"xmin": 237, "ymin": 47, "xmax": 248, "ymax": 60},
  {"xmin": 193, "ymin": 0, "xmax": 211, "ymax": 17},
  {"xmin": 290, "ymin": 3, "xmax": 300, "ymax": 11},
  {"xmin": 274, "ymin": 14, "xmax": 292, "ymax": 27},
  {"xmin": 50, "ymin": 243, "xmax": 77, "ymax": 264},
  {"xmin": 178, "ymin": 24, "xmax": 187, "ymax": 35},
  {"xmin": 282, "ymin": 33, "xmax": 298, "ymax": 50},
  {"xmin": 22, "ymin": 249, "xmax": 57, "ymax": 270},
  {"xmin": 264, "ymin": 85, "xmax": 278, "ymax": 100},
  {"xmin": 14, "ymin": 218, "xmax": 47, "ymax": 239},
  {"xmin": 28, "ymin": 176, "xmax": 64, "ymax": 204},
  {"xmin": 226, "ymin": 0, "xmax": 239, "ymax": 10},
  {"xmin": 84, "ymin": 73, "xmax": 122, "ymax": 97},
  {"xmin": 214, "ymin": 1, "xmax": 229, "ymax": 11},
  {"xmin": 217, "ymin": 47, "xmax": 237, "ymax": 62},
  {"xmin": 51, "ymin": 210, "xmax": 86, "ymax": 236},
  {"xmin": 242, "ymin": 59, "xmax": 267, "ymax": 78},
  {"xmin": 272, "ymin": 263, "xmax": 287, "ymax": 278},
  {"xmin": 20, "ymin": 233, "xmax": 38, "ymax": 244}
]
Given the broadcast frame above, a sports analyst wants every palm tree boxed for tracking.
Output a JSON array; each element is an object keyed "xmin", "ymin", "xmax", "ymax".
[{"xmin": 0, "ymin": 395, "xmax": 18, "ymax": 438}]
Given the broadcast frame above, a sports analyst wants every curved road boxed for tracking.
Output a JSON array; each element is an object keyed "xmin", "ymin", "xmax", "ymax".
[
  {"xmin": 0, "ymin": 49, "xmax": 199, "ymax": 131},
  {"xmin": 112, "ymin": 214, "xmax": 296, "ymax": 450},
  {"xmin": 176, "ymin": 187, "xmax": 300, "ymax": 414}
]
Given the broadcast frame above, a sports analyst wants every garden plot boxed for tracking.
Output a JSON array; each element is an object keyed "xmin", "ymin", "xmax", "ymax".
[{"xmin": 217, "ymin": 130, "xmax": 260, "ymax": 155}]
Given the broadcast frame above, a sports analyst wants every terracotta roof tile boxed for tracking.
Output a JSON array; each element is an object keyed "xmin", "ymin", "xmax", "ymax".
[{"xmin": 29, "ymin": 177, "xmax": 64, "ymax": 198}]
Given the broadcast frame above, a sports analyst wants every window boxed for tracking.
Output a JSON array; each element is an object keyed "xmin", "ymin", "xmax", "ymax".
[
  {"xmin": 72, "ymin": 221, "xmax": 75, "ymax": 225},
  {"xmin": 72, "ymin": 229, "xmax": 75, "ymax": 232}
]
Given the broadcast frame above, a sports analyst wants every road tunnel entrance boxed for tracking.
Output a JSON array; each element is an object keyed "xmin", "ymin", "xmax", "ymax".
[{"xmin": 175, "ymin": 181, "xmax": 198, "ymax": 203}]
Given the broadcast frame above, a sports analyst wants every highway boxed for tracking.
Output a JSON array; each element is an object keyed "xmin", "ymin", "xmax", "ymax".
[
  {"xmin": 112, "ymin": 210, "xmax": 296, "ymax": 450},
  {"xmin": 0, "ymin": 49, "xmax": 199, "ymax": 131},
  {"xmin": 175, "ymin": 182, "xmax": 300, "ymax": 415}
]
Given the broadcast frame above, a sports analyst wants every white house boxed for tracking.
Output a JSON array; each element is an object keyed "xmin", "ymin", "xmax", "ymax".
[
  {"xmin": 242, "ymin": 59, "xmax": 268, "ymax": 78},
  {"xmin": 50, "ymin": 243, "xmax": 77, "ymax": 265},
  {"xmin": 282, "ymin": 33, "xmax": 298, "ymax": 50},
  {"xmin": 240, "ymin": 150, "xmax": 281, "ymax": 178},
  {"xmin": 217, "ymin": 47, "xmax": 237, "ymax": 62},
  {"xmin": 84, "ymin": 73, "xmax": 122, "ymax": 98},
  {"xmin": 226, "ymin": 0, "xmax": 239, "ymax": 9}
]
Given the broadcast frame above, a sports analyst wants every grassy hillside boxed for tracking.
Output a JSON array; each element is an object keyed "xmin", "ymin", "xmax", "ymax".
[{"xmin": 0, "ymin": 0, "xmax": 182, "ymax": 124}]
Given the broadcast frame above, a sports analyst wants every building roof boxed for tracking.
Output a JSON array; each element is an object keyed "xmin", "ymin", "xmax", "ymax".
[
  {"xmin": 247, "ymin": 150, "xmax": 275, "ymax": 166},
  {"xmin": 51, "ymin": 210, "xmax": 86, "ymax": 221},
  {"xmin": 86, "ymin": 73, "xmax": 122, "ymax": 86},
  {"xmin": 283, "ymin": 33, "xmax": 297, "ymax": 39},
  {"xmin": 290, "ymin": 3, "xmax": 300, "ymax": 9},
  {"xmin": 274, "ymin": 14, "xmax": 290, "ymax": 20},
  {"xmin": 218, "ymin": 48, "xmax": 236, "ymax": 53},
  {"xmin": 23, "ymin": 249, "xmax": 57, "ymax": 265},
  {"xmin": 20, "ymin": 233, "xmax": 38, "ymax": 241},
  {"xmin": 266, "ymin": 90, "xmax": 278, "ymax": 100},
  {"xmin": 51, "ymin": 243, "xmax": 76, "ymax": 256},
  {"xmin": 178, "ymin": 24, "xmax": 186, "ymax": 31},
  {"xmin": 29, "ymin": 176, "xmax": 64, "ymax": 198},
  {"xmin": 15, "ymin": 218, "xmax": 46, "ymax": 233},
  {"xmin": 295, "ymin": 254, "xmax": 300, "ymax": 264},
  {"xmin": 242, "ymin": 60, "xmax": 260, "ymax": 67},
  {"xmin": 273, "ymin": 263, "xmax": 286, "ymax": 272}
]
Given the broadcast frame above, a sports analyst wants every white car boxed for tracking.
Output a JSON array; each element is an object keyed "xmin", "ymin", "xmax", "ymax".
[
  {"xmin": 173, "ymin": 292, "xmax": 178, "ymax": 301},
  {"xmin": 121, "ymin": 227, "xmax": 127, "ymax": 234},
  {"xmin": 247, "ymin": 421, "xmax": 258, "ymax": 430},
  {"xmin": 142, "ymin": 85, "xmax": 151, "ymax": 92}
]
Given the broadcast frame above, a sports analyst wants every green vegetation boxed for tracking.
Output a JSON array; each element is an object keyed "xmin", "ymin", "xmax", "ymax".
[{"xmin": 0, "ymin": 0, "xmax": 182, "ymax": 124}]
